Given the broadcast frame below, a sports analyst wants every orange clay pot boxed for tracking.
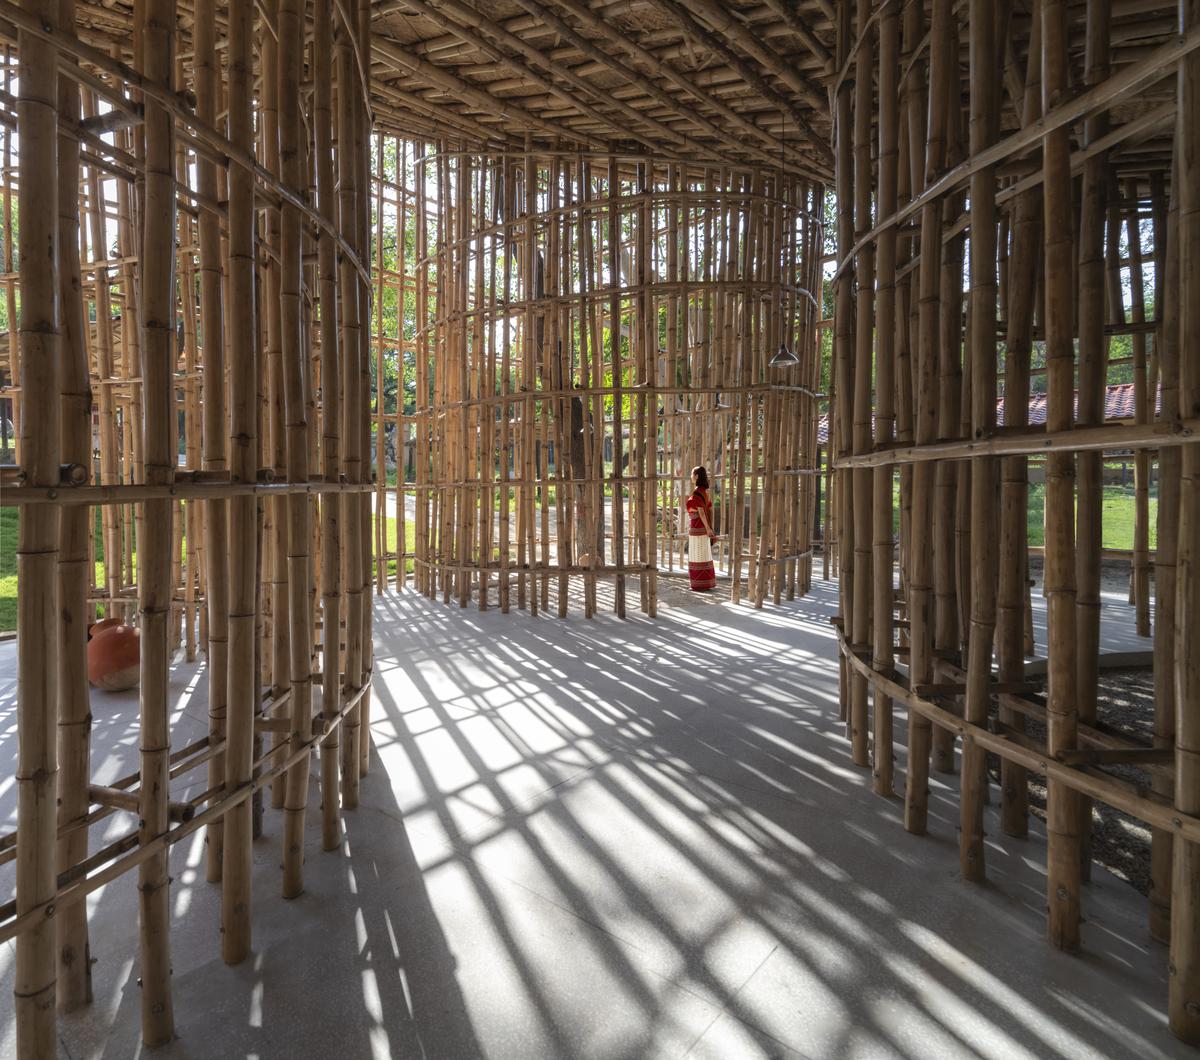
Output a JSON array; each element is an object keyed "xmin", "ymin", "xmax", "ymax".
[
  {"xmin": 87, "ymin": 624, "xmax": 141, "ymax": 691},
  {"xmin": 88, "ymin": 617, "xmax": 123, "ymax": 640}
]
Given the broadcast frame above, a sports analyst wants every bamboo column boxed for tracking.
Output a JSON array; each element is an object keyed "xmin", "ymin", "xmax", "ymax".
[
  {"xmin": 833, "ymin": 0, "xmax": 854, "ymax": 726},
  {"xmin": 960, "ymin": 0, "xmax": 1000, "ymax": 882},
  {"xmin": 1170, "ymin": 0, "xmax": 1200, "ymax": 1039},
  {"xmin": 848, "ymin": 1, "xmax": 874, "ymax": 769},
  {"xmin": 872, "ymin": 0, "xmax": 900, "ymax": 798},
  {"xmin": 998, "ymin": 4, "xmax": 1042, "ymax": 839},
  {"xmin": 1125, "ymin": 178, "xmax": 1152, "ymax": 638},
  {"xmin": 905, "ymin": 0, "xmax": 953, "ymax": 835},
  {"xmin": 195, "ymin": 0, "xmax": 228, "ymax": 885},
  {"xmin": 55, "ymin": 0, "xmax": 93, "ymax": 1012},
  {"xmin": 279, "ymin": 0, "xmax": 314, "ymax": 898},
  {"xmin": 1150, "ymin": 164, "xmax": 1179, "ymax": 944},
  {"xmin": 136, "ymin": 0, "xmax": 178, "ymax": 1039},
  {"xmin": 338, "ymin": 13, "xmax": 364, "ymax": 807},
  {"xmin": 1075, "ymin": 0, "xmax": 1111, "ymax": 880},
  {"xmin": 222, "ymin": 0, "xmax": 259, "ymax": 966},
  {"xmin": 1041, "ymin": 0, "xmax": 1082, "ymax": 953},
  {"xmin": 315, "ymin": 0, "xmax": 342, "ymax": 852},
  {"xmin": 14, "ymin": 3, "xmax": 61, "ymax": 1053}
]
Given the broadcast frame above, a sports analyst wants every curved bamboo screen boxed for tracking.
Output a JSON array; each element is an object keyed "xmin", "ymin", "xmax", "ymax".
[
  {"xmin": 829, "ymin": 0, "xmax": 1200, "ymax": 1044},
  {"xmin": 369, "ymin": 140, "xmax": 825, "ymax": 616},
  {"xmin": 0, "ymin": 1, "xmax": 375, "ymax": 1052}
]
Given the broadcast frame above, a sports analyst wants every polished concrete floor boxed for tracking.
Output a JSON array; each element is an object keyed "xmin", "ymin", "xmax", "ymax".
[{"xmin": 0, "ymin": 568, "xmax": 1187, "ymax": 1059}]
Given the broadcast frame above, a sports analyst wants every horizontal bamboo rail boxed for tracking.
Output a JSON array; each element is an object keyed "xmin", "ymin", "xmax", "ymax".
[
  {"xmin": 837, "ymin": 628, "xmax": 1200, "ymax": 845},
  {"xmin": 0, "ymin": 682, "xmax": 371, "ymax": 947}
]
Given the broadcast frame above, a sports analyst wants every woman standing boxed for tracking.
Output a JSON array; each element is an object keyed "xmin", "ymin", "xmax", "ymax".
[{"xmin": 684, "ymin": 465, "xmax": 717, "ymax": 591}]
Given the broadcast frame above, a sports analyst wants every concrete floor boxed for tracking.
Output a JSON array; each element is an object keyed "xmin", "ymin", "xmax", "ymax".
[{"xmin": 0, "ymin": 568, "xmax": 1188, "ymax": 1059}]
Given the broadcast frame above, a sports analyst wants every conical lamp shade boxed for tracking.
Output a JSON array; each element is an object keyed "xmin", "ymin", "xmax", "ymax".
[{"xmin": 769, "ymin": 342, "xmax": 799, "ymax": 368}]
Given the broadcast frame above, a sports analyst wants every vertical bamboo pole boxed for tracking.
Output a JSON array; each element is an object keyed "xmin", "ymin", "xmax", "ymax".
[
  {"xmin": 609, "ymin": 153, "xmax": 625, "ymax": 618},
  {"xmin": 1150, "ymin": 163, "xmax": 1178, "ymax": 944},
  {"xmin": 260, "ymin": 0, "xmax": 290, "ymax": 812},
  {"xmin": 193, "ymin": 0, "xmax": 229, "ymax": 885},
  {"xmin": 932, "ymin": 52, "xmax": 965, "ymax": 776},
  {"xmin": 223, "ymin": 0, "xmax": 259, "ymax": 966},
  {"xmin": 961, "ymin": 0, "xmax": 1000, "ymax": 881},
  {"xmin": 849, "ymin": 2, "xmax": 874, "ymax": 768},
  {"xmin": 137, "ymin": 0, "xmax": 178, "ymax": 1040},
  {"xmin": 314, "ymin": 0, "xmax": 342, "ymax": 852},
  {"xmin": 2, "ymin": 42, "xmax": 19, "ymax": 468},
  {"xmin": 833, "ymin": 0, "xmax": 854, "ymax": 723},
  {"xmin": 1170, "ymin": 0, "xmax": 1200, "ymax": 1039},
  {"xmin": 358, "ymin": 0, "xmax": 374, "ymax": 761},
  {"xmin": 1125, "ymin": 179, "xmax": 1152, "ymax": 638},
  {"xmin": 499, "ymin": 155, "xmax": 513, "ymax": 612},
  {"xmin": 1075, "ymin": 0, "xmax": 1111, "ymax": 881},
  {"xmin": 14, "ymin": 3, "xmax": 61, "ymax": 1049},
  {"xmin": 872, "ymin": 0, "xmax": 900, "ymax": 798},
  {"xmin": 1041, "ymin": 0, "xmax": 1082, "ymax": 953},
  {"xmin": 905, "ymin": 0, "xmax": 952, "ymax": 835},
  {"xmin": 83, "ymin": 94, "xmax": 121, "ymax": 623},
  {"xmin": 55, "ymin": 0, "xmax": 92, "ymax": 1011},
  {"xmin": 998, "ymin": 4, "xmax": 1042, "ymax": 838},
  {"xmin": 338, "ymin": 13, "xmax": 364, "ymax": 805},
  {"xmin": 278, "ymin": 0, "xmax": 314, "ymax": 897}
]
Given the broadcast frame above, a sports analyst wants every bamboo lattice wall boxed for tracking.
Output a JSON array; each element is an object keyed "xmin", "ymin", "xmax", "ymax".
[
  {"xmin": 828, "ymin": 0, "xmax": 1200, "ymax": 1045},
  {"xmin": 369, "ymin": 138, "xmax": 825, "ymax": 616},
  {"xmin": 0, "ymin": 1, "xmax": 375, "ymax": 1053}
]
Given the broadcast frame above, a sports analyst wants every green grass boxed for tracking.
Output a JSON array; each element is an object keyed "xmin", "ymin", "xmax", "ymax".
[
  {"xmin": 886, "ymin": 477, "xmax": 1156, "ymax": 550},
  {"xmin": 0, "ymin": 507, "xmax": 14, "ymax": 632},
  {"xmin": 376, "ymin": 516, "xmax": 417, "ymax": 579}
]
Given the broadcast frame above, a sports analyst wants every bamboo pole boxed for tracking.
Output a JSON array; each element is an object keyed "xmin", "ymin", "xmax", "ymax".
[
  {"xmin": 314, "ymin": 0, "xmax": 342, "ymax": 852},
  {"xmin": 1041, "ymin": 0, "xmax": 1082, "ymax": 953},
  {"xmin": 960, "ymin": 0, "xmax": 1000, "ymax": 882},
  {"xmin": 871, "ymin": 0, "xmax": 899, "ymax": 799},
  {"xmin": 193, "ymin": 0, "xmax": 228, "ymax": 886},
  {"xmin": 1170, "ymin": 0, "xmax": 1200, "ymax": 1039},
  {"xmin": 54, "ymin": 0, "xmax": 92, "ymax": 1013},
  {"xmin": 1125, "ymin": 177, "xmax": 1152, "ymax": 638},
  {"xmin": 338, "ymin": 12, "xmax": 364, "ymax": 807},
  {"xmin": 222, "ymin": 0, "xmax": 259, "ymax": 966},
  {"xmin": 278, "ymin": 0, "xmax": 314, "ymax": 898},
  {"xmin": 1150, "ymin": 163, "xmax": 1178, "ymax": 944},
  {"xmin": 136, "ymin": 0, "xmax": 178, "ymax": 1040},
  {"xmin": 904, "ymin": 0, "xmax": 952, "ymax": 836},
  {"xmin": 1075, "ymin": 0, "xmax": 1111, "ymax": 882},
  {"xmin": 14, "ymin": 3, "xmax": 62, "ymax": 1053},
  {"xmin": 996, "ymin": 1, "xmax": 1042, "ymax": 841},
  {"xmin": 848, "ymin": 0, "xmax": 873, "ymax": 769},
  {"xmin": 833, "ymin": 0, "xmax": 854, "ymax": 727},
  {"xmin": 356, "ymin": 0, "xmax": 373, "ymax": 778}
]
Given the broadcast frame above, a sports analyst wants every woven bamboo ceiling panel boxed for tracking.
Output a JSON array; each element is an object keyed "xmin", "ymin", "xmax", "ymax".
[{"xmin": 367, "ymin": 0, "xmax": 838, "ymax": 177}]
